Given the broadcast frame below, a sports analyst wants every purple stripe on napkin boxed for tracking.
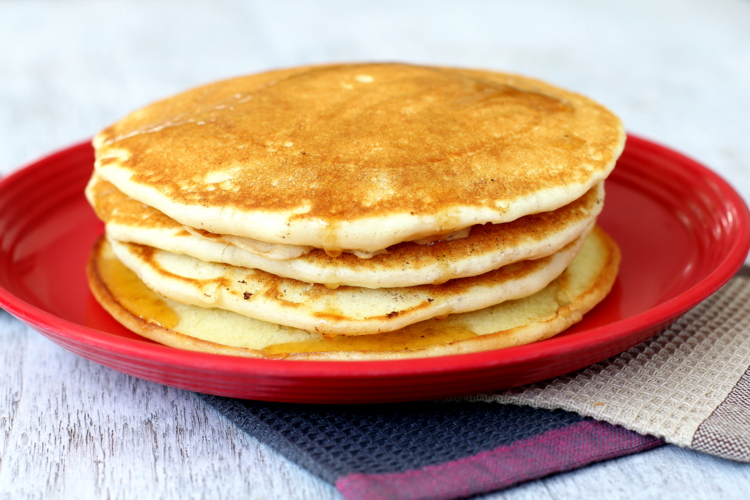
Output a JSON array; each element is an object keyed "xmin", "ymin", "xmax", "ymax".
[{"xmin": 335, "ymin": 420, "xmax": 661, "ymax": 500}]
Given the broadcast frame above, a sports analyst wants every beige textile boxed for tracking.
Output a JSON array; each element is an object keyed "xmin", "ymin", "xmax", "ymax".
[{"xmin": 462, "ymin": 269, "xmax": 750, "ymax": 462}]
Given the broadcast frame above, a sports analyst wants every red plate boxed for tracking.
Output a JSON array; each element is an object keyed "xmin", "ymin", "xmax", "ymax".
[{"xmin": 1, "ymin": 135, "xmax": 748, "ymax": 403}]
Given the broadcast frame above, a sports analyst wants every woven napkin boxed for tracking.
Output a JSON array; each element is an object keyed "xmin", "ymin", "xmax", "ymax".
[
  {"xmin": 468, "ymin": 267, "xmax": 750, "ymax": 463},
  {"xmin": 200, "ymin": 397, "xmax": 661, "ymax": 500},
  {"xmin": 200, "ymin": 267, "xmax": 750, "ymax": 500}
]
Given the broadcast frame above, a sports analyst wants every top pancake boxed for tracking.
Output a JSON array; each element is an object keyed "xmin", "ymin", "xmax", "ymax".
[{"xmin": 94, "ymin": 63, "xmax": 625, "ymax": 253}]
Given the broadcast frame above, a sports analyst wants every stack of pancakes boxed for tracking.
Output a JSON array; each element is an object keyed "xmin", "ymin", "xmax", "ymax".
[{"xmin": 86, "ymin": 63, "xmax": 624, "ymax": 360}]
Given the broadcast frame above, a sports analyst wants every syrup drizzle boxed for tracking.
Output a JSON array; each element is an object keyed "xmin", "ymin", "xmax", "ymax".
[
  {"xmin": 261, "ymin": 322, "xmax": 478, "ymax": 357},
  {"xmin": 99, "ymin": 248, "xmax": 179, "ymax": 330}
]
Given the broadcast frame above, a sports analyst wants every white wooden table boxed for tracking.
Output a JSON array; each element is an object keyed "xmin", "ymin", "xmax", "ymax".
[{"xmin": 2, "ymin": 1, "xmax": 749, "ymax": 498}]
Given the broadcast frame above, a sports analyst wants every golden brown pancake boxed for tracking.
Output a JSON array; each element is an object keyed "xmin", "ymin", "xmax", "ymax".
[
  {"xmin": 87, "ymin": 226, "xmax": 620, "ymax": 360},
  {"xmin": 93, "ymin": 63, "xmax": 625, "ymax": 253},
  {"xmin": 86, "ymin": 174, "xmax": 605, "ymax": 288}
]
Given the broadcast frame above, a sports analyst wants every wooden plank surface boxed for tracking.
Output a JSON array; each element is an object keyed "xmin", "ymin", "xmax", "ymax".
[{"xmin": 2, "ymin": 1, "xmax": 750, "ymax": 498}]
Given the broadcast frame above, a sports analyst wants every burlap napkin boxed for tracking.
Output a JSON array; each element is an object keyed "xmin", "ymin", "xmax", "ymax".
[{"xmin": 465, "ymin": 266, "xmax": 750, "ymax": 462}]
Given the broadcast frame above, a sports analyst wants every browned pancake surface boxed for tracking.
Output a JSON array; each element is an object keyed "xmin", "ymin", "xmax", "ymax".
[{"xmin": 95, "ymin": 63, "xmax": 623, "ymax": 236}]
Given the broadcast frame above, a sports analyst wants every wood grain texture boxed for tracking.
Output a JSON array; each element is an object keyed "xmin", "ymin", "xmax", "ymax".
[
  {"xmin": 0, "ymin": 312, "xmax": 340, "ymax": 500},
  {"xmin": 2, "ymin": 1, "xmax": 750, "ymax": 499}
]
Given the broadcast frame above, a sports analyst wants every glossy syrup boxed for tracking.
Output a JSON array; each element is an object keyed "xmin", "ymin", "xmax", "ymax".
[
  {"xmin": 261, "ymin": 322, "xmax": 478, "ymax": 357},
  {"xmin": 99, "ymin": 249, "xmax": 179, "ymax": 330}
]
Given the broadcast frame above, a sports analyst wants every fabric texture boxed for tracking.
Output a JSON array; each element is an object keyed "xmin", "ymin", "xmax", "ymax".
[
  {"xmin": 470, "ymin": 270, "xmax": 750, "ymax": 462},
  {"xmin": 200, "ymin": 396, "xmax": 660, "ymax": 500},
  {"xmin": 334, "ymin": 420, "xmax": 658, "ymax": 500},
  {"xmin": 199, "ymin": 267, "xmax": 750, "ymax": 499}
]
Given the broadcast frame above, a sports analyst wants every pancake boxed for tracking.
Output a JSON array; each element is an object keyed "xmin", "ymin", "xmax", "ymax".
[
  {"xmin": 107, "ymin": 226, "xmax": 590, "ymax": 335},
  {"xmin": 93, "ymin": 63, "xmax": 625, "ymax": 254},
  {"xmin": 86, "ymin": 174, "xmax": 605, "ymax": 288},
  {"xmin": 87, "ymin": 226, "xmax": 620, "ymax": 360}
]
